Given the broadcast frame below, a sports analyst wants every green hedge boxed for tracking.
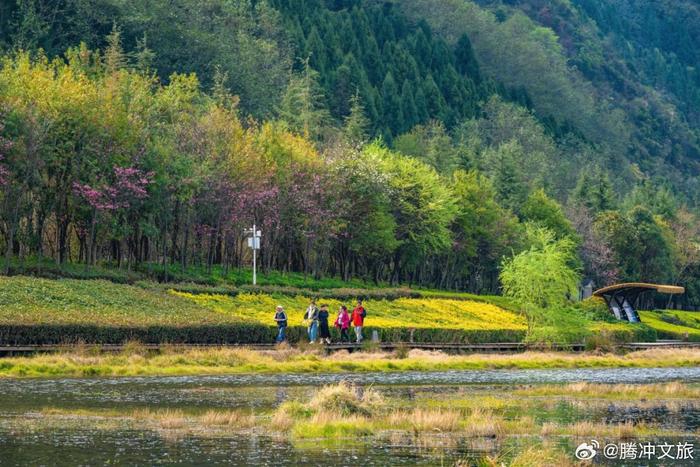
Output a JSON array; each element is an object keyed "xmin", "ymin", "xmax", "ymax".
[
  {"xmin": 370, "ymin": 327, "xmax": 526, "ymax": 344},
  {"xmin": 0, "ymin": 324, "xmax": 525, "ymax": 346},
  {"xmin": 8, "ymin": 264, "xmax": 138, "ymax": 284},
  {"xmin": 143, "ymin": 282, "xmax": 422, "ymax": 301},
  {"xmin": 0, "ymin": 324, "xmax": 276, "ymax": 345}
]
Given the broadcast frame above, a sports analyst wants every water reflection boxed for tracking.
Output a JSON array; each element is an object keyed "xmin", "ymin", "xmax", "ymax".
[{"xmin": 0, "ymin": 367, "xmax": 698, "ymax": 465}]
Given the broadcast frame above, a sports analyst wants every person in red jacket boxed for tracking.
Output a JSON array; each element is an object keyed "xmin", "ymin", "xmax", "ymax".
[{"xmin": 350, "ymin": 299, "xmax": 366, "ymax": 343}]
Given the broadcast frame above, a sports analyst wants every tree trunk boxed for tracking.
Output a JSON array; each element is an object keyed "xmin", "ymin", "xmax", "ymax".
[
  {"xmin": 3, "ymin": 204, "xmax": 18, "ymax": 275},
  {"xmin": 162, "ymin": 226, "xmax": 168, "ymax": 282}
]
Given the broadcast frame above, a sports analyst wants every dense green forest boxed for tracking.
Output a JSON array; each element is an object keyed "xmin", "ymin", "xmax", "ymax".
[{"xmin": 0, "ymin": 0, "xmax": 699, "ymax": 307}]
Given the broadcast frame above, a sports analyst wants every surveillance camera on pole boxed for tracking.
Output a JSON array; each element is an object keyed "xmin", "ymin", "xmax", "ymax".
[{"xmin": 244, "ymin": 224, "xmax": 261, "ymax": 285}]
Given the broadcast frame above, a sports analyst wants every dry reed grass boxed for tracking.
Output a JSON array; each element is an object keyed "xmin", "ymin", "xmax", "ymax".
[
  {"xmin": 270, "ymin": 410, "xmax": 295, "ymax": 431},
  {"xmin": 405, "ymin": 349, "xmax": 452, "ymax": 361},
  {"xmin": 566, "ymin": 420, "xmax": 638, "ymax": 439},
  {"xmin": 387, "ymin": 408, "xmax": 461, "ymax": 433},
  {"xmin": 520, "ymin": 381, "xmax": 699, "ymax": 399},
  {"xmin": 540, "ymin": 421, "xmax": 558, "ymax": 436},
  {"xmin": 463, "ymin": 408, "xmax": 505, "ymax": 438},
  {"xmin": 509, "ymin": 445, "xmax": 579, "ymax": 467},
  {"xmin": 199, "ymin": 410, "xmax": 256, "ymax": 428},
  {"xmin": 131, "ymin": 408, "xmax": 187, "ymax": 429},
  {"xmin": 308, "ymin": 382, "xmax": 384, "ymax": 416}
]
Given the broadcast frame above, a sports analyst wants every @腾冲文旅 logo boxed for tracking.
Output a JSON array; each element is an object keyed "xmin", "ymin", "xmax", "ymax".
[{"xmin": 575, "ymin": 440, "xmax": 599, "ymax": 460}]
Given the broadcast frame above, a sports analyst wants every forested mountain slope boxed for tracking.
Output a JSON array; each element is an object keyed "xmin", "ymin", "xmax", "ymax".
[
  {"xmin": 0, "ymin": 0, "xmax": 699, "ymax": 306},
  {"xmin": 2, "ymin": 1, "xmax": 698, "ymax": 190},
  {"xmin": 401, "ymin": 0, "xmax": 700, "ymax": 192}
]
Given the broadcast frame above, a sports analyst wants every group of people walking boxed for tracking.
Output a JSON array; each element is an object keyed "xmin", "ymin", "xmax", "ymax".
[{"xmin": 273, "ymin": 298, "xmax": 367, "ymax": 344}]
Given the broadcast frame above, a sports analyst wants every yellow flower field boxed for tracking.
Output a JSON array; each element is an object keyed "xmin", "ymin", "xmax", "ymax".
[
  {"xmin": 171, "ymin": 291, "xmax": 528, "ymax": 331},
  {"xmin": 638, "ymin": 310, "xmax": 700, "ymax": 340}
]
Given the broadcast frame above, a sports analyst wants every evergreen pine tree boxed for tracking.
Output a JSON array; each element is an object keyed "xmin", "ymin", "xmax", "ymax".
[
  {"xmin": 400, "ymin": 80, "xmax": 418, "ymax": 133},
  {"xmin": 363, "ymin": 35, "xmax": 382, "ymax": 84},
  {"xmin": 134, "ymin": 33, "xmax": 155, "ymax": 74},
  {"xmin": 573, "ymin": 171, "xmax": 595, "ymax": 209},
  {"xmin": 455, "ymin": 33, "xmax": 480, "ymax": 82},
  {"xmin": 332, "ymin": 53, "xmax": 365, "ymax": 117},
  {"xmin": 412, "ymin": 24, "xmax": 432, "ymax": 73},
  {"xmin": 381, "ymin": 71, "xmax": 403, "ymax": 134},
  {"xmin": 492, "ymin": 143, "xmax": 528, "ymax": 211},
  {"xmin": 104, "ymin": 24, "xmax": 127, "ymax": 73},
  {"xmin": 11, "ymin": 0, "xmax": 47, "ymax": 51},
  {"xmin": 593, "ymin": 173, "xmax": 616, "ymax": 212},
  {"xmin": 414, "ymin": 85, "xmax": 429, "ymax": 123},
  {"xmin": 344, "ymin": 90, "xmax": 371, "ymax": 147},
  {"xmin": 363, "ymin": 85, "xmax": 380, "ymax": 129},
  {"xmin": 573, "ymin": 169, "xmax": 616, "ymax": 212},
  {"xmin": 422, "ymin": 74, "xmax": 445, "ymax": 118},
  {"xmin": 279, "ymin": 58, "xmax": 331, "ymax": 140},
  {"xmin": 304, "ymin": 26, "xmax": 327, "ymax": 74},
  {"xmin": 212, "ymin": 66, "xmax": 236, "ymax": 109},
  {"xmin": 332, "ymin": 62, "xmax": 355, "ymax": 118}
]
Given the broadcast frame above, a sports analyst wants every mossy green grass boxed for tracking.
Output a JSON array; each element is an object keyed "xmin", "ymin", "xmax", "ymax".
[{"xmin": 0, "ymin": 347, "xmax": 698, "ymax": 378}]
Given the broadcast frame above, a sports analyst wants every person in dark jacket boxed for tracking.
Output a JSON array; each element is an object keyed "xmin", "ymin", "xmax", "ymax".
[
  {"xmin": 318, "ymin": 304, "xmax": 331, "ymax": 344},
  {"xmin": 274, "ymin": 305, "xmax": 288, "ymax": 343}
]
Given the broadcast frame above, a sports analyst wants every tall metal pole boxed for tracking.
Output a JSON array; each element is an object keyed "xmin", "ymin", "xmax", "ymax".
[{"xmin": 252, "ymin": 223, "xmax": 257, "ymax": 286}]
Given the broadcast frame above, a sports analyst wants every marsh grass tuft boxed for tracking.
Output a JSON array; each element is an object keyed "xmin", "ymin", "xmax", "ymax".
[
  {"xmin": 292, "ymin": 412, "xmax": 373, "ymax": 438},
  {"xmin": 131, "ymin": 408, "xmax": 187, "ymax": 429},
  {"xmin": 540, "ymin": 421, "xmax": 558, "ymax": 436},
  {"xmin": 409, "ymin": 409, "xmax": 461, "ymax": 434},
  {"xmin": 199, "ymin": 410, "xmax": 256, "ymax": 428},
  {"xmin": 394, "ymin": 343, "xmax": 409, "ymax": 359},
  {"xmin": 270, "ymin": 409, "xmax": 295, "ymax": 431},
  {"xmin": 463, "ymin": 408, "xmax": 505, "ymax": 438},
  {"xmin": 308, "ymin": 382, "xmax": 384, "ymax": 416},
  {"xmin": 509, "ymin": 445, "xmax": 577, "ymax": 467}
]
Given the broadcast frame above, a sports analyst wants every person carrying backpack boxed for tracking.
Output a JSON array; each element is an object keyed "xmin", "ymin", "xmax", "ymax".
[
  {"xmin": 351, "ymin": 299, "xmax": 366, "ymax": 343},
  {"xmin": 274, "ymin": 305, "xmax": 288, "ymax": 343},
  {"xmin": 304, "ymin": 298, "xmax": 319, "ymax": 343}
]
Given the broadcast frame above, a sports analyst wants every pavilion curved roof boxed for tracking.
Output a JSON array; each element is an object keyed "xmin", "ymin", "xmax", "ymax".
[{"xmin": 593, "ymin": 282, "xmax": 685, "ymax": 297}]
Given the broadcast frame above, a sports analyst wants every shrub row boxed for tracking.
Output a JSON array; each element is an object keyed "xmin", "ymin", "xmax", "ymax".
[
  {"xmin": 8, "ymin": 264, "xmax": 138, "ymax": 284},
  {"xmin": 371, "ymin": 327, "xmax": 526, "ymax": 344},
  {"xmin": 0, "ymin": 324, "xmax": 277, "ymax": 345},
  {"xmin": 0, "ymin": 324, "xmax": 526, "ymax": 346},
  {"xmin": 8, "ymin": 259, "xmax": 384, "ymax": 290},
  {"xmin": 8, "ymin": 263, "xmax": 502, "ymax": 303},
  {"xmin": 143, "ymin": 282, "xmax": 422, "ymax": 301}
]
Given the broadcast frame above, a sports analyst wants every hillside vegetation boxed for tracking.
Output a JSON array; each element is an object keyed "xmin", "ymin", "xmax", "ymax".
[{"xmin": 0, "ymin": 1, "xmax": 698, "ymax": 313}]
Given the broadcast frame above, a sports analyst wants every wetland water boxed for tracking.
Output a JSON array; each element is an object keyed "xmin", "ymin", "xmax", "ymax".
[{"xmin": 0, "ymin": 367, "xmax": 698, "ymax": 465}]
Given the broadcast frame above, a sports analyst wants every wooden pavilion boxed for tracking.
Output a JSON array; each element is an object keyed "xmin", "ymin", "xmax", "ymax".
[{"xmin": 592, "ymin": 283, "xmax": 685, "ymax": 322}]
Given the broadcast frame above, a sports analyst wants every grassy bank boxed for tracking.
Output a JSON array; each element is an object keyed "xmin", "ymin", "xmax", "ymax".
[
  {"xmin": 0, "ymin": 276, "xmax": 529, "ymax": 345},
  {"xmin": 639, "ymin": 310, "xmax": 700, "ymax": 341},
  {"xmin": 0, "ymin": 347, "xmax": 698, "ymax": 378},
  {"xmin": 4, "ymin": 257, "xmax": 382, "ymax": 289},
  {"xmin": 2, "ymin": 275, "xmax": 680, "ymax": 346}
]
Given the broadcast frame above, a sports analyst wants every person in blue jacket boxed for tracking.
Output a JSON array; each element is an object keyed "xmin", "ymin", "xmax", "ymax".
[{"xmin": 274, "ymin": 305, "xmax": 288, "ymax": 343}]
